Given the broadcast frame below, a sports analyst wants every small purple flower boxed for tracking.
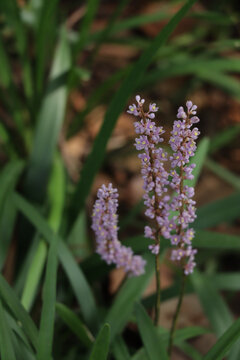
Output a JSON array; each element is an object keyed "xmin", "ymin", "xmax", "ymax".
[
  {"xmin": 166, "ymin": 101, "xmax": 200, "ymax": 274},
  {"xmin": 92, "ymin": 183, "xmax": 146, "ymax": 276},
  {"xmin": 127, "ymin": 96, "xmax": 169, "ymax": 255}
]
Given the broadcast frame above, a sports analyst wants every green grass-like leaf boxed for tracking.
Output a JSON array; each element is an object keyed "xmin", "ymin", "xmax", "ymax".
[
  {"xmin": 0, "ymin": 161, "xmax": 24, "ymax": 269},
  {"xmin": 194, "ymin": 230, "xmax": 240, "ymax": 250},
  {"xmin": 191, "ymin": 270, "xmax": 233, "ymax": 337},
  {"xmin": 89, "ymin": 324, "xmax": 110, "ymax": 360},
  {"xmin": 0, "ymin": 300, "xmax": 17, "ymax": 360},
  {"xmin": 35, "ymin": 0, "xmax": 60, "ymax": 94},
  {"xmin": 194, "ymin": 192, "xmax": 240, "ymax": 229},
  {"xmin": 203, "ymin": 318, "xmax": 240, "ymax": 360},
  {"xmin": 135, "ymin": 302, "xmax": 168, "ymax": 360},
  {"xmin": 105, "ymin": 254, "xmax": 154, "ymax": 341},
  {"xmin": 209, "ymin": 125, "xmax": 240, "ymax": 154},
  {"xmin": 0, "ymin": 274, "xmax": 38, "ymax": 349},
  {"xmin": 56, "ymin": 302, "xmax": 94, "ymax": 348},
  {"xmin": 12, "ymin": 192, "xmax": 98, "ymax": 330},
  {"xmin": 74, "ymin": 0, "xmax": 100, "ymax": 58},
  {"xmin": 36, "ymin": 211, "xmax": 59, "ymax": 358},
  {"xmin": 21, "ymin": 154, "xmax": 65, "ymax": 311},
  {"xmin": 191, "ymin": 272, "xmax": 240, "ymax": 358},
  {"xmin": 206, "ymin": 158, "xmax": 240, "ymax": 191},
  {"xmin": 112, "ymin": 335, "xmax": 131, "ymax": 360},
  {"xmin": 25, "ymin": 28, "xmax": 71, "ymax": 203}
]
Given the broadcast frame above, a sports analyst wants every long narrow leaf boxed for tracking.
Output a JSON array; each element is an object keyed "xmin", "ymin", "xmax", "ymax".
[
  {"xmin": 0, "ymin": 300, "xmax": 16, "ymax": 360},
  {"xmin": 36, "ymin": 217, "xmax": 59, "ymax": 360},
  {"xmin": 203, "ymin": 318, "xmax": 240, "ymax": 360},
  {"xmin": 74, "ymin": 0, "xmax": 100, "ymax": 56},
  {"xmin": 25, "ymin": 28, "xmax": 71, "ymax": 202},
  {"xmin": 135, "ymin": 302, "xmax": 168, "ymax": 360},
  {"xmin": 112, "ymin": 335, "xmax": 131, "ymax": 360},
  {"xmin": 89, "ymin": 324, "xmax": 110, "ymax": 360},
  {"xmin": 0, "ymin": 161, "xmax": 24, "ymax": 269},
  {"xmin": 191, "ymin": 271, "xmax": 233, "ymax": 337},
  {"xmin": 205, "ymin": 158, "xmax": 240, "ymax": 190},
  {"xmin": 194, "ymin": 230, "xmax": 240, "ymax": 250},
  {"xmin": 12, "ymin": 192, "xmax": 98, "ymax": 330},
  {"xmin": 0, "ymin": 274, "xmax": 38, "ymax": 349},
  {"xmin": 21, "ymin": 154, "xmax": 65, "ymax": 311},
  {"xmin": 56, "ymin": 302, "xmax": 94, "ymax": 348},
  {"xmin": 36, "ymin": 0, "xmax": 60, "ymax": 94},
  {"xmin": 105, "ymin": 254, "xmax": 154, "ymax": 341},
  {"xmin": 195, "ymin": 192, "xmax": 240, "ymax": 229}
]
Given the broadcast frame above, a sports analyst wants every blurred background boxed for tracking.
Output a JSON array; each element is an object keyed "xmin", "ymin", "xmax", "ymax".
[{"xmin": 0, "ymin": 0, "xmax": 240, "ymax": 358}]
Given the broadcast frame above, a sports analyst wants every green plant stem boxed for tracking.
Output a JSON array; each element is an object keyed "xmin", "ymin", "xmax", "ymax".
[
  {"xmin": 154, "ymin": 253, "xmax": 161, "ymax": 325},
  {"xmin": 168, "ymin": 270, "xmax": 186, "ymax": 356}
]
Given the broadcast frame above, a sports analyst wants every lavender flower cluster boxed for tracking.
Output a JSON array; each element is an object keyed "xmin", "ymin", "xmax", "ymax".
[
  {"xmin": 91, "ymin": 183, "xmax": 146, "ymax": 277},
  {"xmin": 127, "ymin": 97, "xmax": 200, "ymax": 275},
  {"xmin": 128, "ymin": 95, "xmax": 169, "ymax": 256}
]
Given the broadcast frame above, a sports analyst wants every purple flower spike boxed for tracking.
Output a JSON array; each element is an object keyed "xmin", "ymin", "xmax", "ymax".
[
  {"xmin": 166, "ymin": 101, "xmax": 200, "ymax": 275},
  {"xmin": 127, "ymin": 97, "xmax": 169, "ymax": 255},
  {"xmin": 92, "ymin": 184, "xmax": 146, "ymax": 276}
]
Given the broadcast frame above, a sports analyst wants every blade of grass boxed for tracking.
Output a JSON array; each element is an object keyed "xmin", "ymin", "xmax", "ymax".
[
  {"xmin": 0, "ymin": 300, "xmax": 17, "ymax": 360},
  {"xmin": 12, "ymin": 192, "xmax": 98, "ymax": 330},
  {"xmin": 0, "ymin": 161, "xmax": 24, "ymax": 213},
  {"xmin": 209, "ymin": 125, "xmax": 240, "ymax": 154},
  {"xmin": 191, "ymin": 270, "xmax": 233, "ymax": 337},
  {"xmin": 158, "ymin": 326, "xmax": 209, "ymax": 344},
  {"xmin": 25, "ymin": 28, "xmax": 71, "ymax": 203},
  {"xmin": 0, "ymin": 33, "xmax": 12, "ymax": 88},
  {"xmin": 134, "ymin": 302, "xmax": 168, "ymax": 360},
  {"xmin": 56, "ymin": 302, "xmax": 94, "ymax": 348},
  {"xmin": 74, "ymin": 0, "xmax": 100, "ymax": 57},
  {"xmin": 112, "ymin": 335, "xmax": 131, "ymax": 360},
  {"xmin": 6, "ymin": 311, "xmax": 33, "ymax": 351},
  {"xmin": 203, "ymin": 318, "xmax": 240, "ymax": 360},
  {"xmin": 0, "ymin": 0, "xmax": 33, "ymax": 99},
  {"xmin": 105, "ymin": 254, "xmax": 154, "ymax": 341},
  {"xmin": 89, "ymin": 0, "xmax": 129, "ymax": 63},
  {"xmin": 67, "ymin": 210, "xmax": 91, "ymax": 260},
  {"xmin": 69, "ymin": 0, "xmax": 197, "ymax": 226},
  {"xmin": 176, "ymin": 342, "xmax": 202, "ymax": 360},
  {"xmin": 131, "ymin": 325, "xmax": 208, "ymax": 360},
  {"xmin": 68, "ymin": 66, "xmax": 129, "ymax": 137},
  {"xmin": 206, "ymin": 273, "xmax": 240, "ymax": 291},
  {"xmin": 141, "ymin": 58, "xmax": 240, "ymax": 88},
  {"xmin": 0, "ymin": 161, "xmax": 24, "ymax": 269},
  {"xmin": 131, "ymin": 348, "xmax": 147, "ymax": 360},
  {"xmin": 36, "ymin": 207, "xmax": 59, "ymax": 360},
  {"xmin": 205, "ymin": 157, "xmax": 240, "ymax": 190},
  {"xmin": 0, "ymin": 196, "xmax": 18, "ymax": 271},
  {"xmin": 197, "ymin": 70, "xmax": 240, "ymax": 100},
  {"xmin": 0, "ymin": 274, "xmax": 38, "ymax": 349},
  {"xmin": 193, "ymin": 230, "xmax": 240, "ymax": 250},
  {"xmin": 89, "ymin": 11, "xmax": 169, "ymax": 42},
  {"xmin": 194, "ymin": 192, "xmax": 240, "ymax": 229},
  {"xmin": 35, "ymin": 0, "xmax": 60, "ymax": 94},
  {"xmin": 11, "ymin": 333, "xmax": 36, "ymax": 360},
  {"xmin": 21, "ymin": 154, "xmax": 65, "ymax": 311},
  {"xmin": 89, "ymin": 324, "xmax": 110, "ymax": 360}
]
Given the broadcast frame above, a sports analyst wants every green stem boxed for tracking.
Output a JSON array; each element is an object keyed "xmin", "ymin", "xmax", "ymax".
[
  {"xmin": 154, "ymin": 253, "xmax": 161, "ymax": 325},
  {"xmin": 168, "ymin": 271, "xmax": 186, "ymax": 356}
]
